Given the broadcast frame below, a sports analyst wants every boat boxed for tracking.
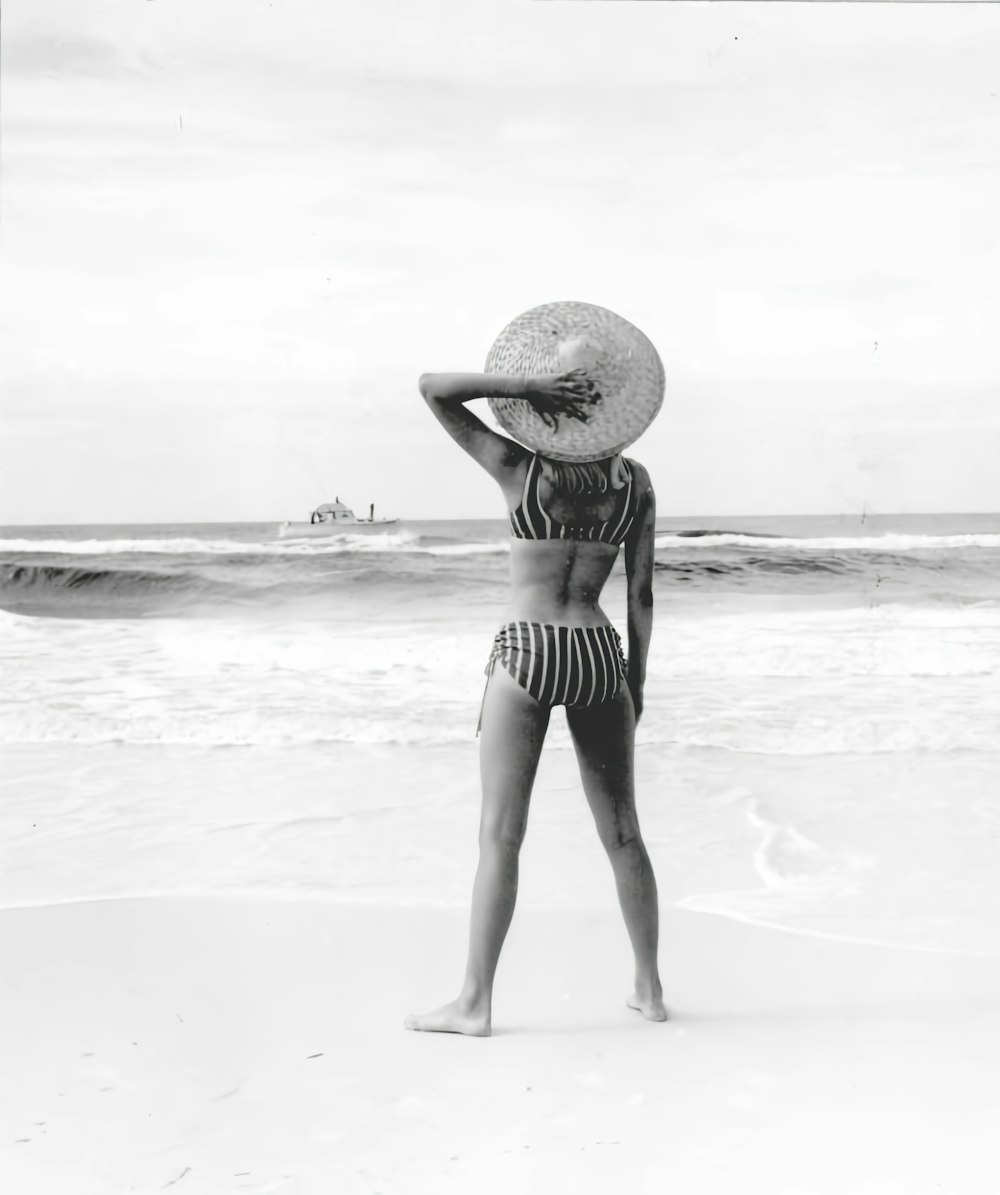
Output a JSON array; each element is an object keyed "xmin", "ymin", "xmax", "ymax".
[{"xmin": 278, "ymin": 500, "xmax": 398, "ymax": 537}]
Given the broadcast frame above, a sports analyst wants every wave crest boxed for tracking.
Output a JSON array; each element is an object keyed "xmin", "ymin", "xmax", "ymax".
[{"xmin": 655, "ymin": 532, "xmax": 1000, "ymax": 551}]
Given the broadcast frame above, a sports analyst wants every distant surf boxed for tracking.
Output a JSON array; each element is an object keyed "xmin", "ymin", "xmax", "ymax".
[
  {"xmin": 2, "ymin": 512, "xmax": 999, "ymax": 751},
  {"xmin": 5, "ymin": 516, "xmax": 1000, "ymax": 621}
]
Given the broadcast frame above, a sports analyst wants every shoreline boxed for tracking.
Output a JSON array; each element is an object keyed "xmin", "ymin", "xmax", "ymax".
[
  {"xmin": 4, "ymin": 736, "xmax": 1000, "ymax": 1191},
  {"xmin": 5, "ymin": 741, "xmax": 1000, "ymax": 954}
]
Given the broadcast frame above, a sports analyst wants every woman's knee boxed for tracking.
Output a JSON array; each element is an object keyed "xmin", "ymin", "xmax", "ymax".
[
  {"xmin": 597, "ymin": 814, "xmax": 641, "ymax": 855},
  {"xmin": 478, "ymin": 816, "xmax": 526, "ymax": 856}
]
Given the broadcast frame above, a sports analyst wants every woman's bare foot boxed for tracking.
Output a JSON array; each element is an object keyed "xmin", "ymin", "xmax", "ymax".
[
  {"xmin": 627, "ymin": 984, "xmax": 668, "ymax": 1022},
  {"xmin": 404, "ymin": 998, "xmax": 491, "ymax": 1037}
]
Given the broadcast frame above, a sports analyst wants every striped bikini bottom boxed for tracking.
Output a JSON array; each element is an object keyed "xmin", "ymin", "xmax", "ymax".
[{"xmin": 481, "ymin": 621, "xmax": 627, "ymax": 725}]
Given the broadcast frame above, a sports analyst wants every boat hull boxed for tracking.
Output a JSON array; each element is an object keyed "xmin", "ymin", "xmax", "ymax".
[{"xmin": 278, "ymin": 519, "xmax": 399, "ymax": 537}]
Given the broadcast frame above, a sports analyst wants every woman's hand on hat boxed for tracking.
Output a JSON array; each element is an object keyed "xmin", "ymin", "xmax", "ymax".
[{"xmin": 523, "ymin": 370, "xmax": 601, "ymax": 431}]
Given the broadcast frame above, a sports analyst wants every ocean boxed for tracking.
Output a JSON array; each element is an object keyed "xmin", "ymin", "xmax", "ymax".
[
  {"xmin": 4, "ymin": 513, "xmax": 1000, "ymax": 954},
  {"xmin": 4, "ymin": 513, "xmax": 1000, "ymax": 752}
]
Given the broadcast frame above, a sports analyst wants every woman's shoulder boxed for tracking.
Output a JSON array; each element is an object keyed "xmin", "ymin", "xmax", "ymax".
[{"xmin": 623, "ymin": 455, "xmax": 653, "ymax": 493}]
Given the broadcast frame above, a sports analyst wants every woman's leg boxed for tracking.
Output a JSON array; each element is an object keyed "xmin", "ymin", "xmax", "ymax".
[
  {"xmin": 405, "ymin": 665, "xmax": 550, "ymax": 1036},
  {"xmin": 565, "ymin": 686, "xmax": 667, "ymax": 1021}
]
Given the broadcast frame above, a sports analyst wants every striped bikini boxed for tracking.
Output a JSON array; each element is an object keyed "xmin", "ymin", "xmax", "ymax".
[
  {"xmin": 509, "ymin": 453, "xmax": 638, "ymax": 546},
  {"xmin": 484, "ymin": 621, "xmax": 627, "ymax": 714},
  {"xmin": 479, "ymin": 455, "xmax": 636, "ymax": 728}
]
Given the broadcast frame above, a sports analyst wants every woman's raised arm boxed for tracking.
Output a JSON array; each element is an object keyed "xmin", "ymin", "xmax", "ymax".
[
  {"xmin": 419, "ymin": 371, "xmax": 600, "ymax": 484},
  {"xmin": 419, "ymin": 373, "xmax": 529, "ymax": 483}
]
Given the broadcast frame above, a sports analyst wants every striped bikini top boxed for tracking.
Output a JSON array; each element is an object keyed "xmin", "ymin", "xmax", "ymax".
[{"xmin": 509, "ymin": 454, "xmax": 638, "ymax": 546}]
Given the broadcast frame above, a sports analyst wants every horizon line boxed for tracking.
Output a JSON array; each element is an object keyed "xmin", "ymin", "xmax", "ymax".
[{"xmin": 3, "ymin": 510, "xmax": 1000, "ymax": 530}]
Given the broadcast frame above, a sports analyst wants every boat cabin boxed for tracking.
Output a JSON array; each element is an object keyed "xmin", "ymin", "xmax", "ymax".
[{"xmin": 310, "ymin": 501, "xmax": 355, "ymax": 524}]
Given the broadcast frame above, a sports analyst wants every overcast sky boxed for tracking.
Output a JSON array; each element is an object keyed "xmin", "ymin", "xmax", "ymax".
[{"xmin": 3, "ymin": 0, "xmax": 1000, "ymax": 523}]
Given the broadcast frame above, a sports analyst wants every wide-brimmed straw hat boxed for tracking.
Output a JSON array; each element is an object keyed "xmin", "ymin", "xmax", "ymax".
[{"xmin": 484, "ymin": 301, "xmax": 665, "ymax": 463}]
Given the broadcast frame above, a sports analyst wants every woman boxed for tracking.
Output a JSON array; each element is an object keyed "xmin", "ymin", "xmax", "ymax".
[{"xmin": 404, "ymin": 366, "xmax": 665, "ymax": 1036}]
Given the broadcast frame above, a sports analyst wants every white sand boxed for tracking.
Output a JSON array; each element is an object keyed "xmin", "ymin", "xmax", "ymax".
[
  {"xmin": 4, "ymin": 741, "xmax": 1000, "ymax": 1193},
  {"xmin": 3, "ymin": 895, "xmax": 1000, "ymax": 1194}
]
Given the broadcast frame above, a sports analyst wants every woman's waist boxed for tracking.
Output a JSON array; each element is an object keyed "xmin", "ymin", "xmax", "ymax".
[
  {"xmin": 508, "ymin": 541, "xmax": 618, "ymax": 596},
  {"xmin": 500, "ymin": 597, "xmax": 613, "ymax": 630}
]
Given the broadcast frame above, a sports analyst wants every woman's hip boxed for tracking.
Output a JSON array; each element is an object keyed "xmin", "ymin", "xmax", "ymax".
[{"xmin": 485, "ymin": 620, "xmax": 627, "ymax": 710}]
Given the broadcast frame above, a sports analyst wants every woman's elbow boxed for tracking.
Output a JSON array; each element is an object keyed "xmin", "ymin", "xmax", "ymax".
[
  {"xmin": 418, "ymin": 373, "xmax": 438, "ymax": 401},
  {"xmin": 629, "ymin": 583, "xmax": 654, "ymax": 610}
]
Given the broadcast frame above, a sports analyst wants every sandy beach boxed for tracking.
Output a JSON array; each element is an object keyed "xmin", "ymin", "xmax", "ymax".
[
  {"xmin": 4, "ymin": 740, "xmax": 1000, "ymax": 1194},
  {"xmin": 4, "ymin": 896, "xmax": 1000, "ymax": 1195}
]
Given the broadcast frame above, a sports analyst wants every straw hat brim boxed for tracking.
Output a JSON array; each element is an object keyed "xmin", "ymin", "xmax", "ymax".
[{"xmin": 484, "ymin": 301, "xmax": 665, "ymax": 463}]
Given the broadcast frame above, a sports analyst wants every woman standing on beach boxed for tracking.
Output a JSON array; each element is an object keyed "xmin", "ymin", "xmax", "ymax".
[{"xmin": 405, "ymin": 303, "xmax": 666, "ymax": 1037}]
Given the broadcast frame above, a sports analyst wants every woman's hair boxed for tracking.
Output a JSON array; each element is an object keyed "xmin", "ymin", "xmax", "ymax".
[{"xmin": 540, "ymin": 455, "xmax": 626, "ymax": 496}]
